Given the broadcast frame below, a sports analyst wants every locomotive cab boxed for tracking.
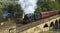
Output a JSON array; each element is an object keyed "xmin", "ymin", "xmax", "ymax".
[{"xmin": 34, "ymin": 13, "xmax": 41, "ymax": 20}]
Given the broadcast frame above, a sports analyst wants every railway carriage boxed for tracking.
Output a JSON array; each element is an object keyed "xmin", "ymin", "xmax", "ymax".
[{"xmin": 40, "ymin": 11, "xmax": 59, "ymax": 19}]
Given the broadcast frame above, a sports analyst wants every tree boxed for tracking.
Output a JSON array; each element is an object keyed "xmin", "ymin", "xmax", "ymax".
[
  {"xmin": 35, "ymin": 0, "xmax": 60, "ymax": 13},
  {"xmin": 0, "ymin": 3, "xmax": 6, "ymax": 20},
  {"xmin": 12, "ymin": 3, "xmax": 23, "ymax": 18},
  {"xmin": 6, "ymin": 3, "xmax": 23, "ymax": 19},
  {"xmin": 35, "ymin": 0, "xmax": 50, "ymax": 13}
]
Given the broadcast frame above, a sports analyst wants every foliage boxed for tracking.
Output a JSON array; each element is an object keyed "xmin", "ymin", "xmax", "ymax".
[
  {"xmin": 35, "ymin": 0, "xmax": 60, "ymax": 13},
  {"xmin": 0, "ymin": 3, "xmax": 23, "ymax": 20},
  {"xmin": 0, "ymin": 3, "xmax": 6, "ymax": 20},
  {"xmin": 6, "ymin": 3, "xmax": 23, "ymax": 17},
  {"xmin": 9, "ymin": 3, "xmax": 22, "ymax": 12}
]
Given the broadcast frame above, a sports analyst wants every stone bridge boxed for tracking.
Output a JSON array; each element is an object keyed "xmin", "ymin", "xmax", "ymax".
[{"xmin": 16, "ymin": 14, "xmax": 60, "ymax": 33}]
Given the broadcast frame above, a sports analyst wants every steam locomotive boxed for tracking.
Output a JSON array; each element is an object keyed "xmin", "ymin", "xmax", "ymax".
[{"xmin": 21, "ymin": 10, "xmax": 60, "ymax": 24}]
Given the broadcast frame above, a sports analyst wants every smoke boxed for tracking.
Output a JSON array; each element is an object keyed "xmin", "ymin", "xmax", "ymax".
[{"xmin": 18, "ymin": 0, "xmax": 38, "ymax": 14}]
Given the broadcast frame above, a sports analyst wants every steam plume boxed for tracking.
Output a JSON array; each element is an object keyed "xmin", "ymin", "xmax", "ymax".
[{"xmin": 18, "ymin": 0, "xmax": 38, "ymax": 14}]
